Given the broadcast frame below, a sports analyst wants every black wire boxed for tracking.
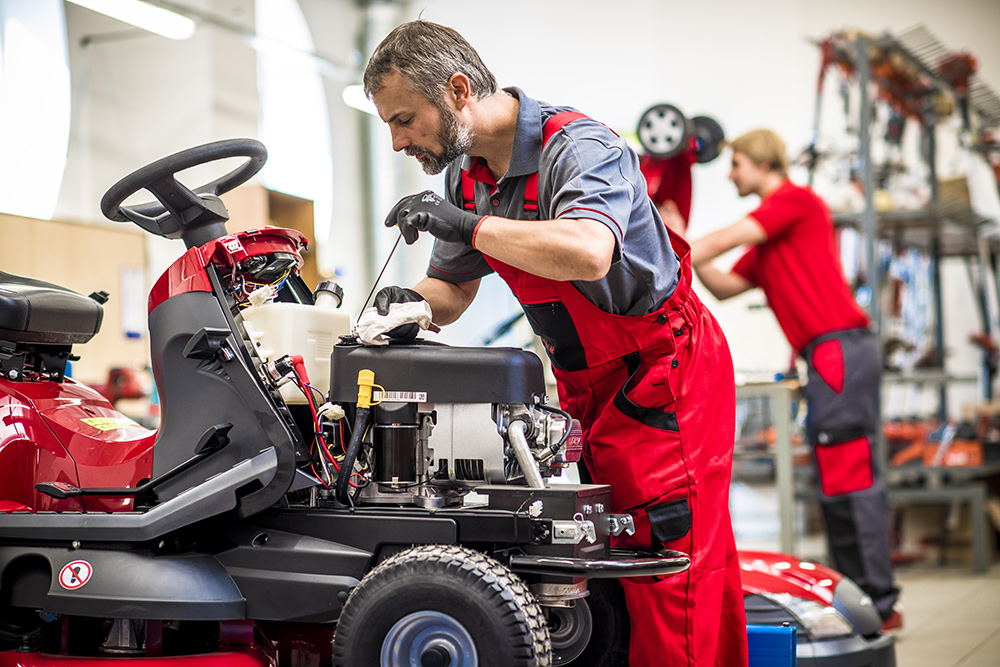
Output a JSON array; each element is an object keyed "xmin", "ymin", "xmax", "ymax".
[
  {"xmin": 374, "ymin": 469, "xmax": 448, "ymax": 492},
  {"xmin": 536, "ymin": 403, "xmax": 574, "ymax": 449},
  {"xmin": 336, "ymin": 407, "xmax": 370, "ymax": 506}
]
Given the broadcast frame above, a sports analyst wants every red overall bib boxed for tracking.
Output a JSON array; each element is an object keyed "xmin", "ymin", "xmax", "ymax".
[
  {"xmin": 482, "ymin": 238, "xmax": 746, "ymax": 665},
  {"xmin": 466, "ymin": 111, "xmax": 748, "ymax": 661}
]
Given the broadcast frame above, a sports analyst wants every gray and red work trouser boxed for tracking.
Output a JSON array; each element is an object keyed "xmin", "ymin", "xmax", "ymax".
[{"xmin": 805, "ymin": 327, "xmax": 900, "ymax": 619}]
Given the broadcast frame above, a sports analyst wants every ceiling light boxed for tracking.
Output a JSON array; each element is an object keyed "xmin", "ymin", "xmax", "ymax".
[{"xmin": 66, "ymin": 0, "xmax": 195, "ymax": 40}]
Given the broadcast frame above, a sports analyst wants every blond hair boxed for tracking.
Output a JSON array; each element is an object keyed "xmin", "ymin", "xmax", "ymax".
[{"xmin": 728, "ymin": 129, "xmax": 789, "ymax": 178}]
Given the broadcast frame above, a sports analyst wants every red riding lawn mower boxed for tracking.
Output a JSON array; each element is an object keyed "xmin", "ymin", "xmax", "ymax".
[
  {"xmin": 0, "ymin": 139, "xmax": 694, "ymax": 667},
  {"xmin": 0, "ymin": 133, "xmax": 896, "ymax": 667},
  {"xmin": 635, "ymin": 102, "xmax": 726, "ymax": 227}
]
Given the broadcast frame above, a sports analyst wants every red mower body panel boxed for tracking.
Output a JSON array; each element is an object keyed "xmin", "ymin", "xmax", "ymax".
[
  {"xmin": 739, "ymin": 549, "xmax": 844, "ymax": 607},
  {"xmin": 0, "ymin": 379, "xmax": 154, "ymax": 513},
  {"xmin": 147, "ymin": 229, "xmax": 306, "ymax": 312}
]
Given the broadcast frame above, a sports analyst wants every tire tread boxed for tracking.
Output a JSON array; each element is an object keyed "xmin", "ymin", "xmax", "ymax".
[{"xmin": 333, "ymin": 544, "xmax": 551, "ymax": 666}]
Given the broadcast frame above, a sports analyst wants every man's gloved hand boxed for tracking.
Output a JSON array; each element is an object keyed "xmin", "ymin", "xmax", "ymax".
[
  {"xmin": 374, "ymin": 285, "xmax": 424, "ymax": 316},
  {"xmin": 353, "ymin": 286, "xmax": 439, "ymax": 346},
  {"xmin": 385, "ymin": 190, "xmax": 485, "ymax": 245},
  {"xmin": 374, "ymin": 286, "xmax": 424, "ymax": 341}
]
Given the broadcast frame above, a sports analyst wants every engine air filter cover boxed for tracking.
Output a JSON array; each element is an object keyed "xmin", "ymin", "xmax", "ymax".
[{"xmin": 330, "ymin": 343, "xmax": 545, "ymax": 404}]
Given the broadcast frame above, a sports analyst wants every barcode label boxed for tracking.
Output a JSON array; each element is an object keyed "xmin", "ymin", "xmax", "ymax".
[{"xmin": 374, "ymin": 390, "xmax": 428, "ymax": 403}]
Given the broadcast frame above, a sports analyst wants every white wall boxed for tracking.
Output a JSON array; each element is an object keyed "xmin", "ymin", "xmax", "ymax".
[{"xmin": 26, "ymin": 0, "xmax": 1000, "ymax": 414}]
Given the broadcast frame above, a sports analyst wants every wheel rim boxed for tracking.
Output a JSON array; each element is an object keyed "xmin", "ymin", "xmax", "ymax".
[
  {"xmin": 380, "ymin": 610, "xmax": 478, "ymax": 667},
  {"xmin": 546, "ymin": 601, "xmax": 593, "ymax": 664},
  {"xmin": 638, "ymin": 104, "xmax": 687, "ymax": 157}
]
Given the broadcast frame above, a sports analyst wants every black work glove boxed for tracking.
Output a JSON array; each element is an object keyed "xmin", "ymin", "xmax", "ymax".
[
  {"xmin": 385, "ymin": 190, "xmax": 485, "ymax": 245},
  {"xmin": 373, "ymin": 286, "xmax": 425, "ymax": 341}
]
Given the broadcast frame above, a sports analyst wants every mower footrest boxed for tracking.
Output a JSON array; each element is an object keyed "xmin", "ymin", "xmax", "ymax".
[{"xmin": 509, "ymin": 548, "xmax": 689, "ymax": 579}]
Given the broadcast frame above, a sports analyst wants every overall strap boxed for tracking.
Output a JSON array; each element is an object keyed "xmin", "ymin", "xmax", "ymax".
[
  {"xmin": 523, "ymin": 112, "xmax": 589, "ymax": 212},
  {"xmin": 460, "ymin": 167, "xmax": 477, "ymax": 210},
  {"xmin": 460, "ymin": 111, "xmax": 590, "ymax": 213}
]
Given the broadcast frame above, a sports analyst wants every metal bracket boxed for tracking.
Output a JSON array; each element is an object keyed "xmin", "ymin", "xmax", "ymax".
[
  {"xmin": 552, "ymin": 515, "xmax": 597, "ymax": 544},
  {"xmin": 609, "ymin": 514, "xmax": 635, "ymax": 536}
]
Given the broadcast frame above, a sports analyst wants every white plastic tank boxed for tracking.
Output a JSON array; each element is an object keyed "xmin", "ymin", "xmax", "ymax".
[{"xmin": 239, "ymin": 282, "xmax": 351, "ymax": 404}]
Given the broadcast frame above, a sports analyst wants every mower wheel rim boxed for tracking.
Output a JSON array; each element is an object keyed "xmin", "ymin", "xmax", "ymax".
[
  {"xmin": 380, "ymin": 610, "xmax": 478, "ymax": 667},
  {"xmin": 546, "ymin": 601, "xmax": 593, "ymax": 664}
]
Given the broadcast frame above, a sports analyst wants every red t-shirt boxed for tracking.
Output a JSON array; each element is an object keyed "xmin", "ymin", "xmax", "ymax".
[{"xmin": 731, "ymin": 181, "xmax": 870, "ymax": 352}]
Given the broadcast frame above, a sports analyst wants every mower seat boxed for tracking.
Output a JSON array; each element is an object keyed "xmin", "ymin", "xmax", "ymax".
[{"xmin": 0, "ymin": 271, "xmax": 104, "ymax": 344}]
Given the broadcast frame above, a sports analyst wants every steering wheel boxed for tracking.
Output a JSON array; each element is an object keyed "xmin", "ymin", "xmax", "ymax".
[{"xmin": 101, "ymin": 138, "xmax": 267, "ymax": 248}]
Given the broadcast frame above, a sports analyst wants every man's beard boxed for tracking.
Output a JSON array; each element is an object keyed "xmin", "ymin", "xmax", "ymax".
[{"xmin": 406, "ymin": 106, "xmax": 474, "ymax": 175}]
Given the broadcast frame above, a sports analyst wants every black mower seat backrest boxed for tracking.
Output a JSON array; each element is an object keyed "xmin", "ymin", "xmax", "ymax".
[{"xmin": 0, "ymin": 271, "xmax": 104, "ymax": 344}]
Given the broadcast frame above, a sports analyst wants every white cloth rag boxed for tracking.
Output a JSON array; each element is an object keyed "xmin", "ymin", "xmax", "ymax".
[{"xmin": 354, "ymin": 300, "xmax": 437, "ymax": 346}]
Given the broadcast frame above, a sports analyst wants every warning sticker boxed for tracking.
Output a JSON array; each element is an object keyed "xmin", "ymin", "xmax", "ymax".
[
  {"xmin": 373, "ymin": 390, "xmax": 428, "ymax": 403},
  {"xmin": 80, "ymin": 417, "xmax": 142, "ymax": 431},
  {"xmin": 59, "ymin": 560, "xmax": 93, "ymax": 590}
]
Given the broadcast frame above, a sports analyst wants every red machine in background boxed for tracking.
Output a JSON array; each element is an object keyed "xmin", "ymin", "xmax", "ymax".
[{"xmin": 636, "ymin": 103, "xmax": 726, "ymax": 228}]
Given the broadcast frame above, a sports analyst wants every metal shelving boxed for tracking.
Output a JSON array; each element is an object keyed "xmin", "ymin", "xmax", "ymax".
[{"xmin": 814, "ymin": 25, "xmax": 1000, "ymax": 413}]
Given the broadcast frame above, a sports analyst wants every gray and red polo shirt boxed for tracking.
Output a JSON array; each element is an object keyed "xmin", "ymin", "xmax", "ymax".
[{"xmin": 427, "ymin": 87, "xmax": 679, "ymax": 317}]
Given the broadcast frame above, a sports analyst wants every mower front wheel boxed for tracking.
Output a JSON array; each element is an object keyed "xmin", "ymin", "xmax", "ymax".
[{"xmin": 332, "ymin": 544, "xmax": 552, "ymax": 667}]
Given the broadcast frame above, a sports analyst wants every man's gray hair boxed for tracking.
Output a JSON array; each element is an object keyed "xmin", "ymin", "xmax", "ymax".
[{"xmin": 362, "ymin": 20, "xmax": 499, "ymax": 105}]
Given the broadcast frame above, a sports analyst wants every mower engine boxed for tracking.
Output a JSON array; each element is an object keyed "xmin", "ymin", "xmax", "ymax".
[
  {"xmin": 324, "ymin": 342, "xmax": 583, "ymax": 507},
  {"xmin": 224, "ymin": 250, "xmax": 584, "ymax": 509}
]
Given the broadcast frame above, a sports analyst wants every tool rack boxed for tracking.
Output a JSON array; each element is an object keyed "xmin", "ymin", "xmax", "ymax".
[{"xmin": 812, "ymin": 24, "xmax": 1000, "ymax": 412}]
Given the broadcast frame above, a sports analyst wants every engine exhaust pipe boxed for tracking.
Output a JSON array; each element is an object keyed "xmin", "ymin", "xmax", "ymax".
[{"xmin": 508, "ymin": 420, "xmax": 546, "ymax": 489}]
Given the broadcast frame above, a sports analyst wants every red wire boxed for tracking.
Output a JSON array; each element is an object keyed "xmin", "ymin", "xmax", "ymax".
[
  {"xmin": 296, "ymin": 375, "xmax": 357, "ymax": 486},
  {"xmin": 309, "ymin": 462, "xmax": 330, "ymax": 488}
]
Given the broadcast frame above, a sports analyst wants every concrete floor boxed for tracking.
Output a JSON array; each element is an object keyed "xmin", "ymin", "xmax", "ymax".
[{"xmin": 891, "ymin": 561, "xmax": 1000, "ymax": 667}]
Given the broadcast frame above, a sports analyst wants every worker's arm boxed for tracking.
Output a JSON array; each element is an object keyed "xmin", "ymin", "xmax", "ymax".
[
  {"xmin": 471, "ymin": 216, "xmax": 615, "ymax": 281},
  {"xmin": 412, "ymin": 276, "xmax": 480, "ymax": 326},
  {"xmin": 693, "ymin": 263, "xmax": 753, "ymax": 301},
  {"xmin": 687, "ymin": 216, "xmax": 765, "ymax": 301},
  {"xmin": 385, "ymin": 191, "xmax": 616, "ymax": 282},
  {"xmin": 658, "ymin": 200, "xmax": 687, "ymax": 235},
  {"xmin": 690, "ymin": 216, "xmax": 767, "ymax": 266}
]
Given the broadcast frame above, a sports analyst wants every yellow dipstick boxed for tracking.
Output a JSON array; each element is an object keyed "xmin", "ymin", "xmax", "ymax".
[{"xmin": 356, "ymin": 369, "xmax": 384, "ymax": 409}]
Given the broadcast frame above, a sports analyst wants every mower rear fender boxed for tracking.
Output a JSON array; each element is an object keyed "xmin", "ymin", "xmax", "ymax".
[{"xmin": 0, "ymin": 547, "xmax": 244, "ymax": 620}]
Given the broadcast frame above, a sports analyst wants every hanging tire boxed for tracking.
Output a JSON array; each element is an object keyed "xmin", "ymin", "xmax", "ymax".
[
  {"xmin": 690, "ymin": 115, "xmax": 726, "ymax": 163},
  {"xmin": 637, "ymin": 103, "xmax": 689, "ymax": 158},
  {"xmin": 332, "ymin": 545, "xmax": 552, "ymax": 667},
  {"xmin": 561, "ymin": 578, "xmax": 630, "ymax": 667}
]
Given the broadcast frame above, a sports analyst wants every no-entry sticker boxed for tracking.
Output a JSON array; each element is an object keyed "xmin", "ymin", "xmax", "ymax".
[{"xmin": 59, "ymin": 560, "xmax": 93, "ymax": 590}]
